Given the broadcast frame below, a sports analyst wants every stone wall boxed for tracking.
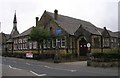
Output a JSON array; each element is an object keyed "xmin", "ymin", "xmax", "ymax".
[{"xmin": 91, "ymin": 48, "xmax": 112, "ymax": 53}]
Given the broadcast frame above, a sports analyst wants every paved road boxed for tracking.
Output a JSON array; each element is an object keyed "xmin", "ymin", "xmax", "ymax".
[
  {"xmin": 2, "ymin": 57, "xmax": 118, "ymax": 76},
  {"xmin": 2, "ymin": 64, "xmax": 37, "ymax": 76}
]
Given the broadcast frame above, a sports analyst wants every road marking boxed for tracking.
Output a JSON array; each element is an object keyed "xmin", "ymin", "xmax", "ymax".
[
  {"xmin": 30, "ymin": 71, "xmax": 46, "ymax": 76},
  {"xmin": 44, "ymin": 66, "xmax": 50, "ymax": 68},
  {"xmin": 44, "ymin": 65, "xmax": 77, "ymax": 72},
  {"xmin": 9, "ymin": 65, "xmax": 22, "ymax": 70},
  {"xmin": 70, "ymin": 70, "xmax": 77, "ymax": 72},
  {"xmin": 26, "ymin": 63, "xmax": 31, "ymax": 65}
]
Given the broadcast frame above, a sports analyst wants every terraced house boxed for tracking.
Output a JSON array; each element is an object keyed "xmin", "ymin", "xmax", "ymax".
[{"xmin": 4, "ymin": 10, "xmax": 120, "ymax": 57}]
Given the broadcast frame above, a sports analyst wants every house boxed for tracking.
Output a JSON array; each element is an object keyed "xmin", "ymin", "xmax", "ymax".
[
  {"xmin": 0, "ymin": 32, "xmax": 10, "ymax": 55},
  {"xmin": 10, "ymin": 10, "xmax": 119, "ymax": 57}
]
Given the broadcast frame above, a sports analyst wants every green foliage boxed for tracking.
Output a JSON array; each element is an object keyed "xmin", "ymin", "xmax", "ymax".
[
  {"xmin": 91, "ymin": 49, "xmax": 120, "ymax": 60},
  {"xmin": 30, "ymin": 27, "xmax": 51, "ymax": 54},
  {"xmin": 30, "ymin": 27, "xmax": 51, "ymax": 42},
  {"xmin": 110, "ymin": 48, "xmax": 118, "ymax": 53}
]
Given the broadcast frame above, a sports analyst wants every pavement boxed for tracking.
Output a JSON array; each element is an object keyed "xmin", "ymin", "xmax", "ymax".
[{"xmin": 63, "ymin": 61, "xmax": 87, "ymax": 66}]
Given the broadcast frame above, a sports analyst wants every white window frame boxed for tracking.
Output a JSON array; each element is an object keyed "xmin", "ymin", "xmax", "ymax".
[
  {"xmin": 23, "ymin": 38, "xmax": 27, "ymax": 43},
  {"xmin": 43, "ymin": 40, "xmax": 47, "ymax": 49},
  {"xmin": 25, "ymin": 43, "xmax": 27, "ymax": 49},
  {"xmin": 23, "ymin": 44, "xmax": 25, "ymax": 49},
  {"xmin": 14, "ymin": 44, "xmax": 16, "ymax": 50},
  {"xmin": 18, "ymin": 44, "xmax": 20, "ymax": 50},
  {"xmin": 111, "ymin": 38, "xmax": 113, "ymax": 42},
  {"xmin": 19, "ymin": 39, "xmax": 22, "ymax": 43},
  {"xmin": 61, "ymin": 38, "xmax": 65, "ymax": 48},
  {"xmin": 21, "ymin": 44, "xmax": 23, "ymax": 50},
  {"xmin": 104, "ymin": 38, "xmax": 110, "ymax": 47},
  {"xmin": 56, "ymin": 38, "xmax": 61, "ymax": 48},
  {"xmin": 29, "ymin": 42, "xmax": 32, "ymax": 49},
  {"xmin": 52, "ymin": 39, "xmax": 56, "ymax": 48},
  {"xmin": 33, "ymin": 42, "xmax": 37, "ymax": 49}
]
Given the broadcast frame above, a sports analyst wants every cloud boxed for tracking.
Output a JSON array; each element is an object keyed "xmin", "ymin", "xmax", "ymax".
[{"xmin": 0, "ymin": 0, "xmax": 119, "ymax": 34}]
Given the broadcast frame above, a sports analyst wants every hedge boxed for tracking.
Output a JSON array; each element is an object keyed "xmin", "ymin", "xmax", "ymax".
[
  {"xmin": 91, "ymin": 52, "xmax": 119, "ymax": 59},
  {"xmin": 90, "ymin": 49, "xmax": 120, "ymax": 63}
]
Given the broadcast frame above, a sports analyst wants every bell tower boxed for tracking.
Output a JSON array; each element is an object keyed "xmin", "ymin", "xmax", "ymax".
[{"xmin": 10, "ymin": 11, "xmax": 19, "ymax": 38}]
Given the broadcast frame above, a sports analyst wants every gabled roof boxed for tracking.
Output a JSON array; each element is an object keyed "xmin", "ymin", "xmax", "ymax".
[
  {"xmin": 4, "ymin": 34, "xmax": 10, "ymax": 40},
  {"xmin": 108, "ymin": 30, "xmax": 118, "ymax": 38},
  {"xmin": 46, "ymin": 11, "xmax": 119, "ymax": 38},
  {"xmin": 46, "ymin": 11, "xmax": 102, "ymax": 35},
  {"xmin": 97, "ymin": 27, "xmax": 118, "ymax": 38},
  {"xmin": 113, "ymin": 31, "xmax": 120, "ymax": 38},
  {"xmin": 7, "ymin": 39, "xmax": 13, "ymax": 43},
  {"xmin": 13, "ymin": 26, "xmax": 34, "ymax": 38},
  {"xmin": 0, "ymin": 32, "xmax": 10, "ymax": 40}
]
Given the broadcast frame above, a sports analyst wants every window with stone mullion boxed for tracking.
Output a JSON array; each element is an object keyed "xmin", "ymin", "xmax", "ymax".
[
  {"xmin": 61, "ymin": 38, "xmax": 65, "ymax": 48},
  {"xmin": 52, "ymin": 39, "xmax": 56, "ymax": 48},
  {"xmin": 56, "ymin": 38, "xmax": 61, "ymax": 48}
]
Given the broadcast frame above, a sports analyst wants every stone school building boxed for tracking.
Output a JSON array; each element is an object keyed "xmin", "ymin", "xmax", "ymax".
[{"xmin": 1, "ymin": 10, "xmax": 120, "ymax": 57}]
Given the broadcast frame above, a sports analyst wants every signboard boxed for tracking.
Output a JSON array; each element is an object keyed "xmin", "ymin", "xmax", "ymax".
[
  {"xmin": 26, "ymin": 52, "xmax": 33, "ymax": 58},
  {"xmin": 56, "ymin": 29, "xmax": 62, "ymax": 35},
  {"xmin": 87, "ymin": 43, "xmax": 91, "ymax": 48}
]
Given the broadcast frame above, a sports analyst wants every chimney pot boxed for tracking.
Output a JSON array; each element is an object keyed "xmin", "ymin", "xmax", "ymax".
[
  {"xmin": 36, "ymin": 17, "xmax": 39, "ymax": 26},
  {"xmin": 104, "ymin": 27, "xmax": 107, "ymax": 30},
  {"xmin": 54, "ymin": 9, "xmax": 58, "ymax": 20}
]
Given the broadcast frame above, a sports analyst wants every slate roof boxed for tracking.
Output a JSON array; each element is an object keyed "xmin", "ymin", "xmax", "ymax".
[
  {"xmin": 108, "ymin": 30, "xmax": 118, "ymax": 38},
  {"xmin": 0, "ymin": 33, "xmax": 10, "ymax": 40},
  {"xmin": 114, "ymin": 31, "xmax": 120, "ymax": 38},
  {"xmin": 46, "ymin": 11, "xmax": 118, "ymax": 37},
  {"xmin": 47, "ymin": 12, "xmax": 103, "ymax": 35},
  {"xmin": 7, "ymin": 39, "xmax": 13, "ymax": 43},
  {"xmin": 5, "ymin": 34, "xmax": 10, "ymax": 40},
  {"xmin": 12, "ymin": 10, "xmax": 118, "ymax": 38},
  {"xmin": 13, "ymin": 26, "xmax": 34, "ymax": 38}
]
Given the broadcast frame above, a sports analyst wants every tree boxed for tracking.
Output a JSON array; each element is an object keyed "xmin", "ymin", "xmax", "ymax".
[{"xmin": 30, "ymin": 27, "xmax": 51, "ymax": 54}]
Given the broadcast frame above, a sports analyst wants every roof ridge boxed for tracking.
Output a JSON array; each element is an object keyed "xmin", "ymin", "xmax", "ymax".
[
  {"xmin": 46, "ymin": 11, "xmax": 90, "ymax": 23},
  {"xmin": 20, "ymin": 26, "xmax": 34, "ymax": 35}
]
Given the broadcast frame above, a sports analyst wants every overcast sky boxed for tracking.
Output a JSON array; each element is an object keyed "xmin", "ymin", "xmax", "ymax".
[{"xmin": 0, "ymin": 0, "xmax": 119, "ymax": 34}]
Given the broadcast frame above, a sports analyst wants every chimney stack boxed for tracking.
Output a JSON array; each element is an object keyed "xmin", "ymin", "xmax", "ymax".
[
  {"xmin": 54, "ymin": 9, "xmax": 58, "ymax": 20},
  {"xmin": 104, "ymin": 27, "xmax": 107, "ymax": 30},
  {"xmin": 36, "ymin": 17, "xmax": 39, "ymax": 26}
]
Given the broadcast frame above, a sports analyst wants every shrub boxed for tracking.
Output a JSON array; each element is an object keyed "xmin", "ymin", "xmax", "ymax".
[
  {"xmin": 91, "ymin": 50, "xmax": 119, "ymax": 62},
  {"xmin": 10, "ymin": 52, "xmax": 26, "ymax": 58}
]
